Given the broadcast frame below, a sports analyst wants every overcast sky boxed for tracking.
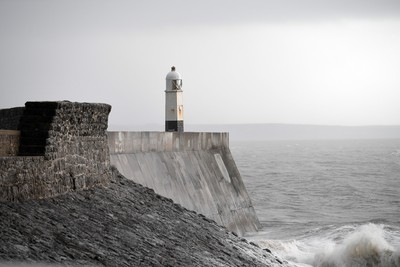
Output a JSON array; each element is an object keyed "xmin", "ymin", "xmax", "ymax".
[{"xmin": 1, "ymin": 0, "xmax": 400, "ymax": 128}]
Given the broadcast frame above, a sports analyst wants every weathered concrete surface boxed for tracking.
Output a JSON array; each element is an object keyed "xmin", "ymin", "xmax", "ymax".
[
  {"xmin": 0, "ymin": 169, "xmax": 290, "ymax": 267},
  {"xmin": 108, "ymin": 131, "xmax": 260, "ymax": 236}
]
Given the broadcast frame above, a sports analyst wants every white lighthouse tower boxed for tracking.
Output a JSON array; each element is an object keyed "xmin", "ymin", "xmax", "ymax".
[{"xmin": 165, "ymin": 66, "xmax": 184, "ymax": 132}]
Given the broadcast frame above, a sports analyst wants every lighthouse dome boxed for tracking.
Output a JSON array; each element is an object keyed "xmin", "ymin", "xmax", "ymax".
[{"xmin": 166, "ymin": 66, "xmax": 182, "ymax": 80}]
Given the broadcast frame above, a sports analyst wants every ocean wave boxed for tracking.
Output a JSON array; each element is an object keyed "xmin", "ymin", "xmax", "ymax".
[
  {"xmin": 311, "ymin": 224, "xmax": 400, "ymax": 267},
  {"xmin": 258, "ymin": 223, "xmax": 400, "ymax": 267}
]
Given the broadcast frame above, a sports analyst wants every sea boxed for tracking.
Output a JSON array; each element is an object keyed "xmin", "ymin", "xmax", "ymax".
[{"xmin": 230, "ymin": 139, "xmax": 400, "ymax": 267}]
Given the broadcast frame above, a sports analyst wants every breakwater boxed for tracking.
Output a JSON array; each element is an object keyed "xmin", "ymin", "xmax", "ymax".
[
  {"xmin": 108, "ymin": 131, "xmax": 260, "ymax": 236},
  {"xmin": 0, "ymin": 101, "xmax": 289, "ymax": 266},
  {"xmin": 0, "ymin": 168, "xmax": 288, "ymax": 267},
  {"xmin": 0, "ymin": 101, "xmax": 259, "ymax": 236}
]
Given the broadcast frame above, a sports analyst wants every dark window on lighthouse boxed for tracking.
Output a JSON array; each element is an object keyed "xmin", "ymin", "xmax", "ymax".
[{"xmin": 172, "ymin": 79, "xmax": 182, "ymax": 90}]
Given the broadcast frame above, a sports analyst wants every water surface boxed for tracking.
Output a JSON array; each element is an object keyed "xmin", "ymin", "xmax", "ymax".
[{"xmin": 231, "ymin": 139, "xmax": 400, "ymax": 266}]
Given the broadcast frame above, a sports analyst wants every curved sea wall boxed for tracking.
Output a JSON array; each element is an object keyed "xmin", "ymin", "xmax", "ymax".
[{"xmin": 108, "ymin": 131, "xmax": 260, "ymax": 236}]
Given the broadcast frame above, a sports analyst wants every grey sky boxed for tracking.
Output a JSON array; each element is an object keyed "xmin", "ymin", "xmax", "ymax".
[{"xmin": 1, "ymin": 0, "xmax": 400, "ymax": 128}]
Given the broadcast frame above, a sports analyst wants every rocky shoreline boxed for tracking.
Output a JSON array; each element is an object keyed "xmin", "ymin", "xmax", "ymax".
[{"xmin": 0, "ymin": 168, "xmax": 291, "ymax": 267}]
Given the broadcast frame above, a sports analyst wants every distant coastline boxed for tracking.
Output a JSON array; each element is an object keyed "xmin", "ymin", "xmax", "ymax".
[{"xmin": 108, "ymin": 123, "xmax": 400, "ymax": 141}]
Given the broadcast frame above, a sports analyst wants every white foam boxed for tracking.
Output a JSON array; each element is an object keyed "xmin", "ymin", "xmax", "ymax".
[
  {"xmin": 311, "ymin": 224, "xmax": 399, "ymax": 266},
  {"xmin": 257, "ymin": 239, "xmax": 315, "ymax": 266},
  {"xmin": 259, "ymin": 224, "xmax": 400, "ymax": 267}
]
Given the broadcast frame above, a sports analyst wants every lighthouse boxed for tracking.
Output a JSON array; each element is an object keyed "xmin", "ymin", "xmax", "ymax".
[{"xmin": 165, "ymin": 66, "xmax": 184, "ymax": 132}]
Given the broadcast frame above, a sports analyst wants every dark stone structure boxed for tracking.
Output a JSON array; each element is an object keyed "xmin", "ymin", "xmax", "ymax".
[
  {"xmin": 0, "ymin": 107, "xmax": 24, "ymax": 130},
  {"xmin": 0, "ymin": 168, "xmax": 290, "ymax": 267},
  {"xmin": 165, "ymin": 120, "xmax": 184, "ymax": 132},
  {"xmin": 18, "ymin": 102, "xmax": 58, "ymax": 156},
  {"xmin": 0, "ymin": 131, "xmax": 20, "ymax": 157},
  {"xmin": 0, "ymin": 101, "xmax": 112, "ymax": 202}
]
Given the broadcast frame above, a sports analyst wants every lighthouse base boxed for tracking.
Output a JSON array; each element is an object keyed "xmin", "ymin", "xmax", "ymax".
[{"xmin": 165, "ymin": 121, "xmax": 184, "ymax": 132}]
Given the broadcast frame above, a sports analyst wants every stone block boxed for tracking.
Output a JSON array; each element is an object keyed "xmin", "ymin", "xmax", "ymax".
[{"xmin": 0, "ymin": 130, "xmax": 20, "ymax": 156}]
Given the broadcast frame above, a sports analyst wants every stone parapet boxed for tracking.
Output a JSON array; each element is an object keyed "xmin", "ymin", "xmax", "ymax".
[
  {"xmin": 108, "ymin": 131, "xmax": 229, "ymax": 154},
  {"xmin": 0, "ymin": 107, "xmax": 24, "ymax": 130},
  {"xmin": 0, "ymin": 101, "xmax": 112, "ymax": 202},
  {"xmin": 0, "ymin": 130, "xmax": 20, "ymax": 156}
]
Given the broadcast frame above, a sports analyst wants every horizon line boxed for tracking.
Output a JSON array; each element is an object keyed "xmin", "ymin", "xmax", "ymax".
[{"xmin": 109, "ymin": 123, "xmax": 400, "ymax": 128}]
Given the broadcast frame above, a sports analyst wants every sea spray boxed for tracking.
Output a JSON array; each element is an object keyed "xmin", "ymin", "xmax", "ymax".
[
  {"xmin": 256, "ymin": 224, "xmax": 400, "ymax": 267},
  {"xmin": 311, "ymin": 224, "xmax": 399, "ymax": 267},
  {"xmin": 257, "ymin": 239, "xmax": 315, "ymax": 266},
  {"xmin": 259, "ymin": 223, "xmax": 400, "ymax": 267}
]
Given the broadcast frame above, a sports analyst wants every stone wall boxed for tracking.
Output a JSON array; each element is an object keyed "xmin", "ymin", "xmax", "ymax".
[
  {"xmin": 0, "ymin": 101, "xmax": 112, "ymax": 202},
  {"xmin": 18, "ymin": 102, "xmax": 58, "ymax": 156},
  {"xmin": 0, "ymin": 107, "xmax": 24, "ymax": 130},
  {"xmin": 0, "ymin": 130, "xmax": 20, "ymax": 156},
  {"xmin": 108, "ymin": 131, "xmax": 260, "ymax": 236}
]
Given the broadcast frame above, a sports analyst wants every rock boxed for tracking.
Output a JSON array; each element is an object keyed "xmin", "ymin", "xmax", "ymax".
[{"xmin": 0, "ymin": 171, "xmax": 291, "ymax": 267}]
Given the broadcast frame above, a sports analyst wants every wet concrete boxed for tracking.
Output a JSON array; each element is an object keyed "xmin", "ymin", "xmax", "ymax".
[{"xmin": 108, "ymin": 131, "xmax": 260, "ymax": 236}]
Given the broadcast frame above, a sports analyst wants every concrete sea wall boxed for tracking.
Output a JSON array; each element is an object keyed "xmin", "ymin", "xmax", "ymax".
[{"xmin": 108, "ymin": 131, "xmax": 260, "ymax": 235}]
